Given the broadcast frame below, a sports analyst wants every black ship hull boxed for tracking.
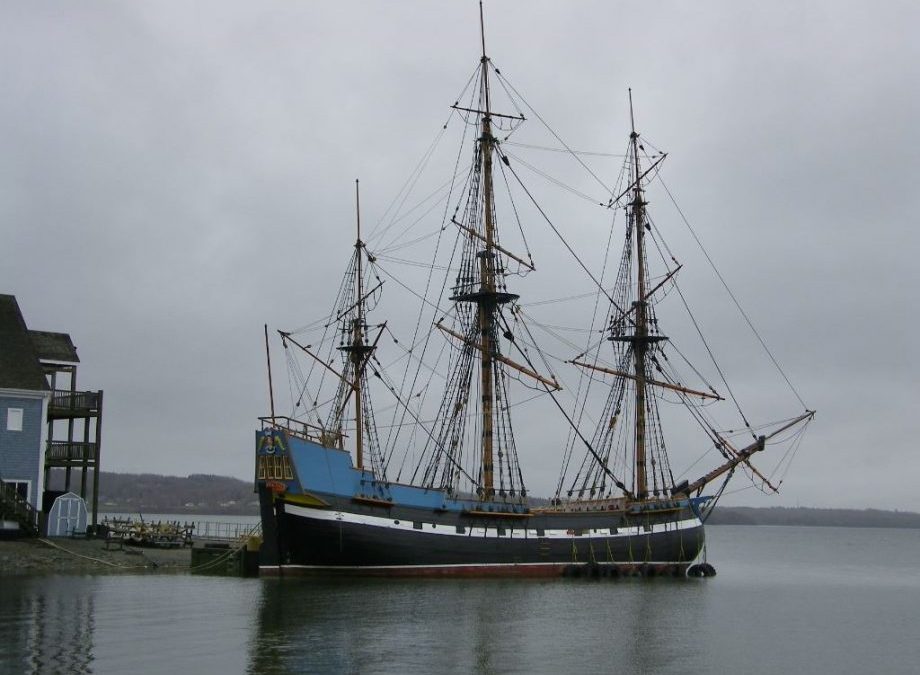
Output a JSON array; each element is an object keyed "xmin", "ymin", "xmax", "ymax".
[{"xmin": 258, "ymin": 485, "xmax": 706, "ymax": 578}]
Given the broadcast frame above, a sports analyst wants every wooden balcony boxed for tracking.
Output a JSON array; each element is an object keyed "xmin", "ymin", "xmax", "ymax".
[
  {"xmin": 45, "ymin": 441, "xmax": 98, "ymax": 466},
  {"xmin": 48, "ymin": 390, "xmax": 102, "ymax": 419}
]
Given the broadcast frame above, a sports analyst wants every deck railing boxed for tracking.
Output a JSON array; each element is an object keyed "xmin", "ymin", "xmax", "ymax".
[
  {"xmin": 49, "ymin": 390, "xmax": 101, "ymax": 416},
  {"xmin": 46, "ymin": 441, "xmax": 98, "ymax": 463},
  {"xmin": 259, "ymin": 416, "xmax": 342, "ymax": 446}
]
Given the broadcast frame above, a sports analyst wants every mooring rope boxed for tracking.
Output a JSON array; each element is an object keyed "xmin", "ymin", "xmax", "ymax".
[{"xmin": 37, "ymin": 538, "xmax": 148, "ymax": 570}]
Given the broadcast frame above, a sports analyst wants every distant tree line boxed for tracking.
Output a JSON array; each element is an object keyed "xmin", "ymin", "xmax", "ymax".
[
  {"xmin": 707, "ymin": 506, "xmax": 920, "ymax": 529},
  {"xmin": 47, "ymin": 470, "xmax": 259, "ymax": 515}
]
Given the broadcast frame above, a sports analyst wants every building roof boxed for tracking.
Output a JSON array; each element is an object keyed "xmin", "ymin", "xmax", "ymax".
[
  {"xmin": 0, "ymin": 295, "xmax": 49, "ymax": 391},
  {"xmin": 29, "ymin": 330, "xmax": 80, "ymax": 364}
]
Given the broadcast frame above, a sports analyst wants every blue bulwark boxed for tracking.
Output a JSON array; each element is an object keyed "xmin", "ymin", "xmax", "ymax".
[{"xmin": 257, "ymin": 430, "xmax": 498, "ymax": 513}]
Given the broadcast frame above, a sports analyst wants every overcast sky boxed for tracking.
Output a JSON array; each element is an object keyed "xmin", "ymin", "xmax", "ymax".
[{"xmin": 2, "ymin": 1, "xmax": 918, "ymax": 511}]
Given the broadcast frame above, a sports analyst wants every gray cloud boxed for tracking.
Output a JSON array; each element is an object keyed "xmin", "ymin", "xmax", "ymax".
[{"xmin": 2, "ymin": 1, "xmax": 917, "ymax": 510}]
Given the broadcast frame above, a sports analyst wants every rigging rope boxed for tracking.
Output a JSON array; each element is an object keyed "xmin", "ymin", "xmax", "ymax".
[
  {"xmin": 493, "ymin": 70, "xmax": 611, "ymax": 194},
  {"xmin": 654, "ymin": 173, "xmax": 808, "ymax": 409},
  {"xmin": 498, "ymin": 148, "xmax": 624, "ymax": 313}
]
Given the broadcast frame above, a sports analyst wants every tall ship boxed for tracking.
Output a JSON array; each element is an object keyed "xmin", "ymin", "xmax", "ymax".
[{"xmin": 254, "ymin": 13, "xmax": 814, "ymax": 577}]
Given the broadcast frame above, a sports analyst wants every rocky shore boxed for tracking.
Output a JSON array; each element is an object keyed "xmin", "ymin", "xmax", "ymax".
[{"xmin": 0, "ymin": 538, "xmax": 192, "ymax": 576}]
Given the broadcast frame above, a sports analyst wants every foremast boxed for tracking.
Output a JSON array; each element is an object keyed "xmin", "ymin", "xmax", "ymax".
[
  {"xmin": 566, "ymin": 94, "xmax": 815, "ymax": 505},
  {"xmin": 568, "ymin": 94, "xmax": 686, "ymax": 504}
]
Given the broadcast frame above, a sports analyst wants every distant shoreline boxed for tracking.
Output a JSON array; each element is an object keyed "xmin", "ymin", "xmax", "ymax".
[{"xmin": 705, "ymin": 506, "xmax": 920, "ymax": 529}]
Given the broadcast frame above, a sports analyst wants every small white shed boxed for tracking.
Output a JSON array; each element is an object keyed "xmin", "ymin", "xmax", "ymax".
[{"xmin": 47, "ymin": 492, "xmax": 88, "ymax": 537}]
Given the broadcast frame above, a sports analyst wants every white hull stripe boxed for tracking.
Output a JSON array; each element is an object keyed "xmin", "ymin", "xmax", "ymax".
[{"xmin": 284, "ymin": 503, "xmax": 702, "ymax": 540}]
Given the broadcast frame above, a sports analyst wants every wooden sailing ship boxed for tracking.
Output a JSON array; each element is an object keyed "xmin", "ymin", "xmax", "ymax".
[{"xmin": 254, "ymin": 10, "xmax": 813, "ymax": 577}]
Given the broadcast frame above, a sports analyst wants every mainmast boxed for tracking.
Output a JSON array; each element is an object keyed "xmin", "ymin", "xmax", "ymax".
[
  {"xmin": 430, "ymin": 4, "xmax": 556, "ymax": 501},
  {"xmin": 628, "ymin": 90, "xmax": 650, "ymax": 501},
  {"xmin": 477, "ymin": 4, "xmax": 498, "ymax": 498},
  {"xmin": 445, "ymin": 5, "xmax": 514, "ymax": 500}
]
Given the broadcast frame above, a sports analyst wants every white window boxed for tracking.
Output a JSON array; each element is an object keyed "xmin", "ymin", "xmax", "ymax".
[
  {"xmin": 6, "ymin": 408, "xmax": 23, "ymax": 431},
  {"xmin": 2, "ymin": 480, "xmax": 30, "ymax": 503}
]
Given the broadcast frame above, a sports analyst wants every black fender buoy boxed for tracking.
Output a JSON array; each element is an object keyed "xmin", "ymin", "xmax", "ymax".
[{"xmin": 687, "ymin": 563, "xmax": 717, "ymax": 578}]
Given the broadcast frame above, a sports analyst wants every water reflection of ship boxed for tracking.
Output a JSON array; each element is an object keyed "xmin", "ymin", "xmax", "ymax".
[
  {"xmin": 247, "ymin": 576, "xmax": 717, "ymax": 672},
  {"xmin": 248, "ymin": 579, "xmax": 511, "ymax": 673}
]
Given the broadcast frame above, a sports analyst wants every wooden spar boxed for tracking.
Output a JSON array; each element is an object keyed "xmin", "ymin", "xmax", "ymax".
[
  {"xmin": 608, "ymin": 265, "xmax": 682, "ymax": 329},
  {"xmin": 333, "ymin": 281, "xmax": 384, "ymax": 324},
  {"xmin": 675, "ymin": 410, "xmax": 815, "ymax": 496},
  {"xmin": 645, "ymin": 265, "xmax": 681, "ymax": 301},
  {"xmin": 264, "ymin": 324, "xmax": 276, "ymax": 423},
  {"xmin": 437, "ymin": 322, "xmax": 561, "ymax": 390},
  {"xmin": 451, "ymin": 218, "xmax": 534, "ymax": 271},
  {"xmin": 683, "ymin": 435, "xmax": 764, "ymax": 496},
  {"xmin": 450, "ymin": 105, "xmax": 525, "ymax": 122},
  {"xmin": 279, "ymin": 331, "xmax": 356, "ymax": 392},
  {"xmin": 569, "ymin": 359, "xmax": 722, "ymax": 400},
  {"xmin": 718, "ymin": 434, "xmax": 780, "ymax": 493},
  {"xmin": 606, "ymin": 153, "xmax": 667, "ymax": 209},
  {"xmin": 336, "ymin": 323, "xmax": 387, "ymax": 420}
]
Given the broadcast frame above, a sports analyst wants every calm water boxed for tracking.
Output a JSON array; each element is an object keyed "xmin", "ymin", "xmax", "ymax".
[{"xmin": 1, "ymin": 525, "xmax": 919, "ymax": 674}]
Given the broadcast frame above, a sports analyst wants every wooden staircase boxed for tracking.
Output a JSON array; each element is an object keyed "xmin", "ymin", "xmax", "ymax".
[{"xmin": 0, "ymin": 474, "xmax": 39, "ymax": 536}]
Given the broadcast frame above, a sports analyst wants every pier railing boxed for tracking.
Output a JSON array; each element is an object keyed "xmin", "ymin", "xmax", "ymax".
[
  {"xmin": 100, "ymin": 517, "xmax": 261, "ymax": 547},
  {"xmin": 193, "ymin": 520, "xmax": 262, "ymax": 543}
]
